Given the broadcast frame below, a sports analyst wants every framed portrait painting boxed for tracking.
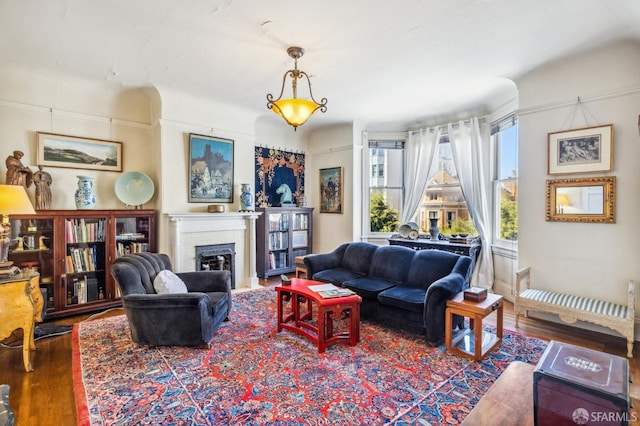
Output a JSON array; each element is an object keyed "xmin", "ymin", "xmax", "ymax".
[
  {"xmin": 188, "ymin": 133, "xmax": 234, "ymax": 203},
  {"xmin": 37, "ymin": 132, "xmax": 122, "ymax": 172},
  {"xmin": 547, "ymin": 124, "xmax": 613, "ymax": 175},
  {"xmin": 319, "ymin": 167, "xmax": 343, "ymax": 213}
]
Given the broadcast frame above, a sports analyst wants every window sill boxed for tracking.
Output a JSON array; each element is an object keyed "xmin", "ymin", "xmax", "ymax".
[{"xmin": 491, "ymin": 243, "xmax": 517, "ymax": 259}]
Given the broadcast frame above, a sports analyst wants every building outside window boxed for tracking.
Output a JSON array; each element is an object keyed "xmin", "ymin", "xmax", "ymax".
[
  {"xmin": 366, "ymin": 139, "xmax": 404, "ymax": 233},
  {"xmin": 420, "ymin": 139, "xmax": 476, "ymax": 236}
]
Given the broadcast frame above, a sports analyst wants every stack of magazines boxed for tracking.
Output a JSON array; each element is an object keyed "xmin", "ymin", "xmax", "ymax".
[{"xmin": 308, "ymin": 283, "xmax": 355, "ymax": 298}]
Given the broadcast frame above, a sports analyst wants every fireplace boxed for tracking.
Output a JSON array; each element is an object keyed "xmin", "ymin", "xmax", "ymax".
[
  {"xmin": 166, "ymin": 212, "xmax": 261, "ymax": 289},
  {"xmin": 196, "ymin": 243, "xmax": 236, "ymax": 289}
]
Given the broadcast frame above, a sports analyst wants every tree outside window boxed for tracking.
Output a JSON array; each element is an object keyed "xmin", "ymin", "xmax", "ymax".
[{"xmin": 493, "ymin": 117, "xmax": 518, "ymax": 243}]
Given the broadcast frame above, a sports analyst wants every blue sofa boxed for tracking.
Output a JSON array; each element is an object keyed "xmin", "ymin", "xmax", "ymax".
[{"xmin": 304, "ymin": 242, "xmax": 473, "ymax": 345}]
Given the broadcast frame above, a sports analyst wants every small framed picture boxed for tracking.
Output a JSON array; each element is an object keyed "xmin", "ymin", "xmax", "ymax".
[
  {"xmin": 547, "ymin": 124, "xmax": 613, "ymax": 175},
  {"xmin": 188, "ymin": 133, "xmax": 234, "ymax": 203},
  {"xmin": 37, "ymin": 132, "xmax": 122, "ymax": 172},
  {"xmin": 319, "ymin": 167, "xmax": 343, "ymax": 213}
]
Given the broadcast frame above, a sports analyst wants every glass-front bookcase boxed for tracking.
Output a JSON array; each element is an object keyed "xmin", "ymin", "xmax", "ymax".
[
  {"xmin": 256, "ymin": 207, "xmax": 313, "ymax": 278},
  {"xmin": 8, "ymin": 209, "xmax": 155, "ymax": 318}
]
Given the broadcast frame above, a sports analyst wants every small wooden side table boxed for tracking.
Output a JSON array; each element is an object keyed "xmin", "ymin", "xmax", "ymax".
[
  {"xmin": 294, "ymin": 255, "xmax": 307, "ymax": 278},
  {"xmin": 446, "ymin": 291, "xmax": 503, "ymax": 361}
]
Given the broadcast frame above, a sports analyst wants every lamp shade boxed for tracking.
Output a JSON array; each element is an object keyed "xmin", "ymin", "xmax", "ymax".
[
  {"xmin": 556, "ymin": 194, "xmax": 570, "ymax": 206},
  {"xmin": 0, "ymin": 185, "xmax": 36, "ymax": 216},
  {"xmin": 272, "ymin": 98, "xmax": 321, "ymax": 127}
]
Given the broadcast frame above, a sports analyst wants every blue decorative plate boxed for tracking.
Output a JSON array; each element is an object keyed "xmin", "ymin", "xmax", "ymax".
[{"xmin": 115, "ymin": 171, "xmax": 155, "ymax": 207}]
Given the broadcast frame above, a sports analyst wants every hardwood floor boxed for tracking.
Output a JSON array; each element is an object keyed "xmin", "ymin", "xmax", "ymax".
[{"xmin": 1, "ymin": 282, "xmax": 638, "ymax": 426}]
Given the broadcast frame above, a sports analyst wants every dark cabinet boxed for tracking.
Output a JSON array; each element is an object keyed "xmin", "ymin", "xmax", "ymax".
[
  {"xmin": 388, "ymin": 237, "xmax": 481, "ymax": 264},
  {"xmin": 256, "ymin": 207, "xmax": 313, "ymax": 278},
  {"xmin": 8, "ymin": 209, "xmax": 155, "ymax": 318}
]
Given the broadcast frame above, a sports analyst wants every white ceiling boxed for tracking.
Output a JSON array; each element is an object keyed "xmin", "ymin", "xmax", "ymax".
[{"xmin": 2, "ymin": 0, "xmax": 640, "ymax": 131}]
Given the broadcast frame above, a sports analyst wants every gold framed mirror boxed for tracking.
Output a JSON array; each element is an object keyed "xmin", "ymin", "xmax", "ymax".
[{"xmin": 546, "ymin": 176, "xmax": 616, "ymax": 223}]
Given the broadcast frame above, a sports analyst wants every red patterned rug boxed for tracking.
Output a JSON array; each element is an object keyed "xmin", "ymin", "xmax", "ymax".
[{"xmin": 73, "ymin": 288, "xmax": 547, "ymax": 425}]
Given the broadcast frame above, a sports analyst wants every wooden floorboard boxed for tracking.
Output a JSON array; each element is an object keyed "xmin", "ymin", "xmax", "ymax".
[{"xmin": 1, "ymin": 281, "xmax": 638, "ymax": 426}]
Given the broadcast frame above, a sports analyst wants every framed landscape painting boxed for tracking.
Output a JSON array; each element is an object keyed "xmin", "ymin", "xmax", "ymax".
[
  {"xmin": 319, "ymin": 167, "xmax": 343, "ymax": 213},
  {"xmin": 37, "ymin": 132, "xmax": 122, "ymax": 172},
  {"xmin": 188, "ymin": 133, "xmax": 234, "ymax": 203},
  {"xmin": 547, "ymin": 124, "xmax": 613, "ymax": 175}
]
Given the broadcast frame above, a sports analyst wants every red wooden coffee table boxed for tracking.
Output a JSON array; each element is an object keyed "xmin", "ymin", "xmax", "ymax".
[{"xmin": 275, "ymin": 278, "xmax": 362, "ymax": 353}]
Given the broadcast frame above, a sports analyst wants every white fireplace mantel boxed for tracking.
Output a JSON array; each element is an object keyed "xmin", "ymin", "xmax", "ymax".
[{"xmin": 165, "ymin": 212, "xmax": 262, "ymax": 289}]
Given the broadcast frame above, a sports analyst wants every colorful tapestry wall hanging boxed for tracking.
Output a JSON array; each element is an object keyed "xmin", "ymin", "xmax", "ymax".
[{"xmin": 255, "ymin": 147, "xmax": 305, "ymax": 207}]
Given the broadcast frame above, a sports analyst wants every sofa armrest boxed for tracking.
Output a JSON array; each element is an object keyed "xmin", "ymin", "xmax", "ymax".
[
  {"xmin": 121, "ymin": 293, "xmax": 214, "ymax": 346},
  {"xmin": 178, "ymin": 270, "xmax": 231, "ymax": 293},
  {"xmin": 424, "ymin": 272, "xmax": 468, "ymax": 345},
  {"xmin": 304, "ymin": 243, "xmax": 349, "ymax": 278},
  {"xmin": 122, "ymin": 292, "xmax": 211, "ymax": 309}
]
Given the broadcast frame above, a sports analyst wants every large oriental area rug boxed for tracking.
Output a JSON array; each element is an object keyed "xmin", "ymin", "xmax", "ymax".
[{"xmin": 73, "ymin": 288, "xmax": 547, "ymax": 425}]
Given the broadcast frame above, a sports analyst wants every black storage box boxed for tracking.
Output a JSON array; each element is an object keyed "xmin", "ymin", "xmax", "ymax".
[
  {"xmin": 533, "ymin": 340, "xmax": 630, "ymax": 426},
  {"xmin": 463, "ymin": 287, "xmax": 487, "ymax": 302}
]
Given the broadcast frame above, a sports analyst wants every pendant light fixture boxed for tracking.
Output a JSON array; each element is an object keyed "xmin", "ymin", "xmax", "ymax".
[{"xmin": 267, "ymin": 46, "xmax": 327, "ymax": 131}]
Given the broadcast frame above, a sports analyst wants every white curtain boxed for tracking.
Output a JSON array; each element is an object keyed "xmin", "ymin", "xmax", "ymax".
[
  {"xmin": 448, "ymin": 118, "xmax": 494, "ymax": 289},
  {"xmin": 401, "ymin": 127, "xmax": 440, "ymax": 224}
]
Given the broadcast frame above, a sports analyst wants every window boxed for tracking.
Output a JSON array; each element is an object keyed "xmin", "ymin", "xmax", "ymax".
[
  {"xmin": 421, "ymin": 138, "xmax": 476, "ymax": 236},
  {"xmin": 366, "ymin": 139, "xmax": 404, "ymax": 233},
  {"xmin": 364, "ymin": 133, "xmax": 478, "ymax": 237},
  {"xmin": 492, "ymin": 114, "xmax": 518, "ymax": 244}
]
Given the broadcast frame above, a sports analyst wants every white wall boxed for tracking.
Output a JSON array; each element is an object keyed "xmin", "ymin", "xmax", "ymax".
[
  {"xmin": 308, "ymin": 124, "xmax": 355, "ymax": 253},
  {"xmin": 0, "ymin": 66, "xmax": 156, "ymax": 210},
  {"xmin": 516, "ymin": 40, "xmax": 640, "ymax": 336}
]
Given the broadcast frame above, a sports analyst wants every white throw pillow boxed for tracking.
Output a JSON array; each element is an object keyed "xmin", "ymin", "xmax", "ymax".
[{"xmin": 153, "ymin": 270, "xmax": 188, "ymax": 294}]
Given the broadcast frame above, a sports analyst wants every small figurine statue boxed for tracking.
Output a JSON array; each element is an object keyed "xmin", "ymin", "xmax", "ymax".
[
  {"xmin": 276, "ymin": 183, "xmax": 293, "ymax": 206},
  {"xmin": 5, "ymin": 150, "xmax": 33, "ymax": 188},
  {"xmin": 33, "ymin": 165, "xmax": 52, "ymax": 210}
]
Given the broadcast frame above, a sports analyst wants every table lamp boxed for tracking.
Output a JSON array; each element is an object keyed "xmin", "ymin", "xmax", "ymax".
[{"xmin": 0, "ymin": 184, "xmax": 36, "ymax": 269}]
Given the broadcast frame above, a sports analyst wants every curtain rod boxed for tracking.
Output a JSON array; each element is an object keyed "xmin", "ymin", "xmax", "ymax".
[{"xmin": 409, "ymin": 116, "xmax": 487, "ymax": 135}]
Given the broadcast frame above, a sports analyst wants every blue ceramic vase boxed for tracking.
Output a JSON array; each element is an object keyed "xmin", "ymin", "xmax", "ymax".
[
  {"xmin": 75, "ymin": 176, "xmax": 96, "ymax": 209},
  {"xmin": 239, "ymin": 183, "xmax": 253, "ymax": 211}
]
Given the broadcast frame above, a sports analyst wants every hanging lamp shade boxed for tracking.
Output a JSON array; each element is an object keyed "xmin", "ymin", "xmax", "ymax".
[{"xmin": 267, "ymin": 46, "xmax": 327, "ymax": 131}]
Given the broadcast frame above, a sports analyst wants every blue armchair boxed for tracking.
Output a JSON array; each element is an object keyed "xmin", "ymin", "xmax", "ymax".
[{"xmin": 110, "ymin": 252, "xmax": 231, "ymax": 346}]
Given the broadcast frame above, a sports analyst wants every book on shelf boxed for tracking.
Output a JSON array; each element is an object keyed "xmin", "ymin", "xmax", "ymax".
[
  {"xmin": 71, "ymin": 276, "xmax": 87, "ymax": 304},
  {"xmin": 65, "ymin": 218, "xmax": 105, "ymax": 243},
  {"xmin": 116, "ymin": 241, "xmax": 149, "ymax": 257},
  {"xmin": 67, "ymin": 247, "xmax": 99, "ymax": 272}
]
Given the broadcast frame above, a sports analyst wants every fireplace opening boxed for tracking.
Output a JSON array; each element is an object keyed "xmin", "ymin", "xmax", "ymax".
[{"xmin": 195, "ymin": 243, "xmax": 236, "ymax": 289}]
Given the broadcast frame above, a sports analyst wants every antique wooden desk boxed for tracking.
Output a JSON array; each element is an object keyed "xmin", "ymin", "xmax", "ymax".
[
  {"xmin": 0, "ymin": 271, "xmax": 43, "ymax": 372},
  {"xmin": 275, "ymin": 278, "xmax": 361, "ymax": 353}
]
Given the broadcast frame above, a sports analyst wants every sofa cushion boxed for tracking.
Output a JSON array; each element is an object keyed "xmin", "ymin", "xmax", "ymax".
[
  {"xmin": 313, "ymin": 268, "xmax": 365, "ymax": 286},
  {"xmin": 406, "ymin": 250, "xmax": 463, "ymax": 288},
  {"xmin": 341, "ymin": 242, "xmax": 379, "ymax": 275},
  {"xmin": 153, "ymin": 270, "xmax": 188, "ymax": 294},
  {"xmin": 343, "ymin": 277, "xmax": 398, "ymax": 299},
  {"xmin": 377, "ymin": 285, "xmax": 426, "ymax": 313},
  {"xmin": 368, "ymin": 245, "xmax": 415, "ymax": 282}
]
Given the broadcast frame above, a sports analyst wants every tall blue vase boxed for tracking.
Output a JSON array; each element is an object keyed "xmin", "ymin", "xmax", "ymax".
[
  {"xmin": 75, "ymin": 176, "xmax": 96, "ymax": 209},
  {"xmin": 239, "ymin": 183, "xmax": 253, "ymax": 211}
]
